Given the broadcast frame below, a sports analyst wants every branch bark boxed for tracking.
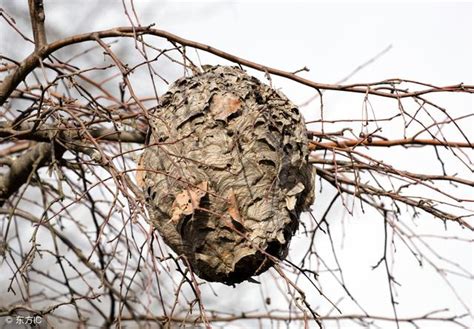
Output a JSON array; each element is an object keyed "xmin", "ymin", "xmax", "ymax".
[
  {"xmin": 310, "ymin": 138, "xmax": 474, "ymax": 150},
  {"xmin": 28, "ymin": 0, "xmax": 48, "ymax": 51},
  {"xmin": 1, "ymin": 26, "xmax": 473, "ymax": 106},
  {"xmin": 2, "ymin": 121, "xmax": 471, "ymax": 150},
  {"xmin": 0, "ymin": 142, "xmax": 59, "ymax": 206},
  {"xmin": 0, "ymin": 121, "xmax": 146, "ymax": 144}
]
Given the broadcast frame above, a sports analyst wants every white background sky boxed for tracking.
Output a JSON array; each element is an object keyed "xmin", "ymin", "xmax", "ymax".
[{"xmin": 1, "ymin": 1, "xmax": 473, "ymax": 328}]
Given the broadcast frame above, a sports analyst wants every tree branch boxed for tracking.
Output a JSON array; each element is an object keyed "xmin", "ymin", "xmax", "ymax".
[
  {"xmin": 28, "ymin": 0, "xmax": 48, "ymax": 51},
  {"xmin": 4, "ymin": 121, "xmax": 471, "ymax": 152},
  {"xmin": 310, "ymin": 138, "xmax": 474, "ymax": 150},
  {"xmin": 315, "ymin": 166, "xmax": 473, "ymax": 230},
  {"xmin": 0, "ymin": 121, "xmax": 146, "ymax": 144},
  {"xmin": 0, "ymin": 142, "xmax": 60, "ymax": 206},
  {"xmin": 116, "ymin": 311, "xmax": 469, "ymax": 326},
  {"xmin": 1, "ymin": 26, "xmax": 473, "ymax": 106}
]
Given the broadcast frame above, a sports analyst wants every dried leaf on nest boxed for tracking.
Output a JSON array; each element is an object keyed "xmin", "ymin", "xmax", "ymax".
[
  {"xmin": 210, "ymin": 93, "xmax": 242, "ymax": 121},
  {"xmin": 170, "ymin": 181, "xmax": 208, "ymax": 224}
]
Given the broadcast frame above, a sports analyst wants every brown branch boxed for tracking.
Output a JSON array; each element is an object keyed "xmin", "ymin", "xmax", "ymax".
[
  {"xmin": 0, "ymin": 120, "xmax": 145, "ymax": 205},
  {"xmin": 315, "ymin": 167, "xmax": 473, "ymax": 230},
  {"xmin": 310, "ymin": 157, "xmax": 474, "ymax": 188},
  {"xmin": 1, "ymin": 26, "xmax": 473, "ymax": 106},
  {"xmin": 0, "ymin": 142, "xmax": 60, "ymax": 206},
  {"xmin": 0, "ymin": 121, "xmax": 146, "ymax": 144},
  {"xmin": 0, "ymin": 208, "xmax": 139, "ymax": 321},
  {"xmin": 28, "ymin": 0, "xmax": 48, "ymax": 51},
  {"xmin": 0, "ymin": 140, "xmax": 30, "ymax": 157},
  {"xmin": 116, "ymin": 311, "xmax": 468, "ymax": 326},
  {"xmin": 2, "ymin": 122, "xmax": 471, "ymax": 150},
  {"xmin": 310, "ymin": 138, "xmax": 474, "ymax": 150}
]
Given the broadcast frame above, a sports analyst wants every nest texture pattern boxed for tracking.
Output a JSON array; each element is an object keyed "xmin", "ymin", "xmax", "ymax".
[{"xmin": 140, "ymin": 66, "xmax": 314, "ymax": 284}]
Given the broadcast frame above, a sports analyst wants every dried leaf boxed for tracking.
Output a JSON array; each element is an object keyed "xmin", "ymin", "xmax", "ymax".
[
  {"xmin": 210, "ymin": 93, "xmax": 241, "ymax": 121},
  {"xmin": 170, "ymin": 181, "xmax": 208, "ymax": 223}
]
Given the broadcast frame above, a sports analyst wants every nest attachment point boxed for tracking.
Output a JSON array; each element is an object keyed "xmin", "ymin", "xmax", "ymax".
[{"xmin": 139, "ymin": 65, "xmax": 315, "ymax": 285}]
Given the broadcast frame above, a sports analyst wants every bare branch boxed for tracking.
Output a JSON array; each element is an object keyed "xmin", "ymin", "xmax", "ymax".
[
  {"xmin": 1, "ymin": 26, "xmax": 473, "ymax": 106},
  {"xmin": 0, "ymin": 142, "xmax": 58, "ymax": 206},
  {"xmin": 28, "ymin": 0, "xmax": 48, "ymax": 50},
  {"xmin": 0, "ymin": 121, "xmax": 146, "ymax": 144},
  {"xmin": 116, "ymin": 311, "xmax": 469, "ymax": 327},
  {"xmin": 310, "ymin": 138, "xmax": 474, "ymax": 150}
]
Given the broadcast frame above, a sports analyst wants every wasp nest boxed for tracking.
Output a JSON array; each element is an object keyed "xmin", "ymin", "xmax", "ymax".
[{"xmin": 139, "ymin": 66, "xmax": 314, "ymax": 285}]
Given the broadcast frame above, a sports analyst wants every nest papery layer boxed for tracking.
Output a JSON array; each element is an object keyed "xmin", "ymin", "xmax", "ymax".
[{"xmin": 140, "ymin": 66, "xmax": 314, "ymax": 284}]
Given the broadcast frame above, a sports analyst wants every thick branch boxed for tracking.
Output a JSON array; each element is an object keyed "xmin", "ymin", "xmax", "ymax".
[
  {"xmin": 0, "ymin": 142, "xmax": 58, "ymax": 206},
  {"xmin": 2, "ymin": 121, "xmax": 471, "ymax": 151},
  {"xmin": 28, "ymin": 0, "xmax": 48, "ymax": 51},
  {"xmin": 310, "ymin": 138, "xmax": 474, "ymax": 150},
  {"xmin": 0, "ymin": 121, "xmax": 146, "ymax": 144},
  {"xmin": 1, "ymin": 26, "xmax": 473, "ymax": 106}
]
